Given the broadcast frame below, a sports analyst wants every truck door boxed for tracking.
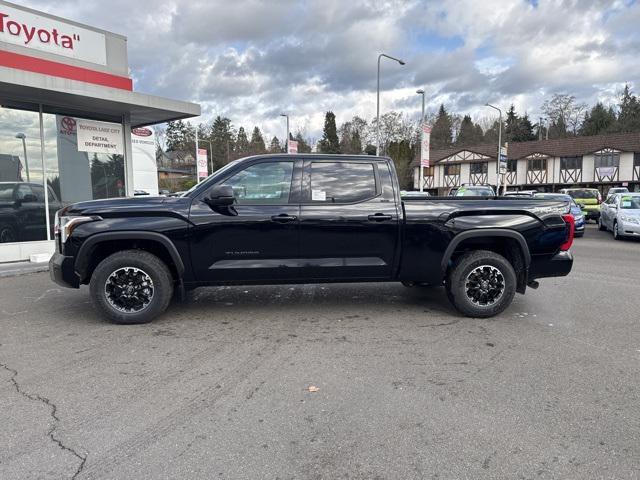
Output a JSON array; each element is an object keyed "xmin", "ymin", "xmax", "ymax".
[
  {"xmin": 297, "ymin": 159, "xmax": 400, "ymax": 280},
  {"xmin": 188, "ymin": 158, "xmax": 302, "ymax": 283}
]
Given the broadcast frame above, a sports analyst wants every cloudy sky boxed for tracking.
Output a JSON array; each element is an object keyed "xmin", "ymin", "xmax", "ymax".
[{"xmin": 22, "ymin": 0, "xmax": 640, "ymax": 141}]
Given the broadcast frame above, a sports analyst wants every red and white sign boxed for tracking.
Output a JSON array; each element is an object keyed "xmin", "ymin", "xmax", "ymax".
[
  {"xmin": 197, "ymin": 148, "xmax": 208, "ymax": 178},
  {"xmin": 420, "ymin": 124, "xmax": 432, "ymax": 167},
  {"xmin": 287, "ymin": 140, "xmax": 298, "ymax": 154},
  {"xmin": 0, "ymin": 4, "xmax": 107, "ymax": 65}
]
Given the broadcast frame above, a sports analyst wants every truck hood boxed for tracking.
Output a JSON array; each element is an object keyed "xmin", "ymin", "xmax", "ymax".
[{"xmin": 62, "ymin": 196, "xmax": 193, "ymax": 217}]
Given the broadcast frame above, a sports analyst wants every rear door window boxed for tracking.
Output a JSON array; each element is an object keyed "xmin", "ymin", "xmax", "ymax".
[{"xmin": 309, "ymin": 162, "xmax": 377, "ymax": 203}]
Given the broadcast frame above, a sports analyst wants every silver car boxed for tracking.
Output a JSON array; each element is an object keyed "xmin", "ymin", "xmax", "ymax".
[{"xmin": 599, "ymin": 192, "xmax": 640, "ymax": 240}]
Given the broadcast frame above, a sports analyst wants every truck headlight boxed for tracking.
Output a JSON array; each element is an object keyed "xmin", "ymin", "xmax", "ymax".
[{"xmin": 55, "ymin": 215, "xmax": 99, "ymax": 243}]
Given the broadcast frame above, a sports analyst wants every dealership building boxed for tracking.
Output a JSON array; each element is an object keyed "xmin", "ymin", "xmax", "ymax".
[{"xmin": 0, "ymin": 1, "xmax": 200, "ymax": 262}]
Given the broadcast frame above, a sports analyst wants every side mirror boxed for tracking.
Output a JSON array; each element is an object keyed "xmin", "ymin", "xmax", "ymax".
[
  {"xmin": 206, "ymin": 185, "xmax": 235, "ymax": 207},
  {"xmin": 22, "ymin": 194, "xmax": 38, "ymax": 203}
]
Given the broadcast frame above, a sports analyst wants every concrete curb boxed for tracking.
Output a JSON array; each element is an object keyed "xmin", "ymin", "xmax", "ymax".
[{"xmin": 0, "ymin": 262, "xmax": 50, "ymax": 278}]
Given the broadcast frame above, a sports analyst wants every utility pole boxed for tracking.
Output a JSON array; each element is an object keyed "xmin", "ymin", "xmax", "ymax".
[
  {"xmin": 376, "ymin": 53, "xmax": 405, "ymax": 155},
  {"xmin": 539, "ymin": 117, "xmax": 543, "ymax": 141},
  {"xmin": 485, "ymin": 104, "xmax": 502, "ymax": 195},
  {"xmin": 280, "ymin": 113, "xmax": 289, "ymax": 153},
  {"xmin": 416, "ymin": 89, "xmax": 425, "ymax": 192}
]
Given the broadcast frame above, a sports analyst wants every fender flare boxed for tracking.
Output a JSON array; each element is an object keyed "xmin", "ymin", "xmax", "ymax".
[
  {"xmin": 440, "ymin": 229, "xmax": 531, "ymax": 273},
  {"xmin": 75, "ymin": 231, "xmax": 185, "ymax": 279}
]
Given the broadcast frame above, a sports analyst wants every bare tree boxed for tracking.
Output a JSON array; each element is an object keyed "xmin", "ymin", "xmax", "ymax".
[{"xmin": 542, "ymin": 94, "xmax": 587, "ymax": 136}]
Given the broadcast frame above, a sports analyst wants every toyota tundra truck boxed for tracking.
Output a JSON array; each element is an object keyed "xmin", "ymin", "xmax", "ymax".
[{"xmin": 50, "ymin": 154, "xmax": 574, "ymax": 324}]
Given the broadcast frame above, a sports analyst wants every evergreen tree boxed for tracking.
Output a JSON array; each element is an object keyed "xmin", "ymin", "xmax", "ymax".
[
  {"xmin": 293, "ymin": 131, "xmax": 312, "ymax": 153},
  {"xmin": 235, "ymin": 126, "xmax": 250, "ymax": 158},
  {"xmin": 318, "ymin": 111, "xmax": 340, "ymax": 153},
  {"xmin": 580, "ymin": 102, "xmax": 616, "ymax": 136},
  {"xmin": 517, "ymin": 114, "xmax": 536, "ymax": 142},
  {"xmin": 207, "ymin": 116, "xmax": 234, "ymax": 168},
  {"xmin": 548, "ymin": 116, "xmax": 568, "ymax": 139},
  {"xmin": 430, "ymin": 104, "xmax": 453, "ymax": 149},
  {"xmin": 269, "ymin": 136, "xmax": 282, "ymax": 153},
  {"xmin": 483, "ymin": 120, "xmax": 501, "ymax": 144},
  {"xmin": 504, "ymin": 105, "xmax": 519, "ymax": 143},
  {"xmin": 615, "ymin": 85, "xmax": 640, "ymax": 133},
  {"xmin": 338, "ymin": 121, "xmax": 363, "ymax": 154},
  {"xmin": 387, "ymin": 140, "xmax": 415, "ymax": 189},
  {"xmin": 249, "ymin": 126, "xmax": 266, "ymax": 155},
  {"xmin": 456, "ymin": 115, "xmax": 477, "ymax": 146},
  {"xmin": 165, "ymin": 120, "xmax": 195, "ymax": 153}
]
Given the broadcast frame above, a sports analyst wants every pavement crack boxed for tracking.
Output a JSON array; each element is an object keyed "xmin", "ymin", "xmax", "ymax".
[{"xmin": 1, "ymin": 363, "xmax": 87, "ymax": 479}]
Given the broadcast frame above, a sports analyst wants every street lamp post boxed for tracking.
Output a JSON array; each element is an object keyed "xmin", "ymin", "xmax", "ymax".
[
  {"xmin": 15, "ymin": 133, "xmax": 29, "ymax": 182},
  {"xmin": 280, "ymin": 113, "xmax": 289, "ymax": 153},
  {"xmin": 376, "ymin": 53, "xmax": 405, "ymax": 155},
  {"xmin": 485, "ymin": 104, "xmax": 502, "ymax": 194},
  {"xmin": 416, "ymin": 89, "xmax": 425, "ymax": 192}
]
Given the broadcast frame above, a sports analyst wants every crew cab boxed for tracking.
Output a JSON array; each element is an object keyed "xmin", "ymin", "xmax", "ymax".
[{"xmin": 50, "ymin": 154, "xmax": 574, "ymax": 324}]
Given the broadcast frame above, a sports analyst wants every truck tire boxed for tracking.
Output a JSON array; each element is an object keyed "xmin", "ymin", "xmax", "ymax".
[
  {"xmin": 445, "ymin": 250, "xmax": 516, "ymax": 318},
  {"xmin": 90, "ymin": 250, "xmax": 173, "ymax": 324}
]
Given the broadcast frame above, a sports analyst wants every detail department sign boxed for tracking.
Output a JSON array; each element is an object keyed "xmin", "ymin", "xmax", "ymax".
[{"xmin": 76, "ymin": 118, "xmax": 123, "ymax": 155}]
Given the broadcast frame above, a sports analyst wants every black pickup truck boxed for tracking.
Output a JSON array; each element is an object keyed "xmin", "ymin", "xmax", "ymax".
[{"xmin": 50, "ymin": 154, "xmax": 574, "ymax": 324}]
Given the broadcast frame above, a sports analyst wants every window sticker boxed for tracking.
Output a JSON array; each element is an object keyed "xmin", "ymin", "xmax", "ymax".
[{"xmin": 312, "ymin": 190, "xmax": 326, "ymax": 201}]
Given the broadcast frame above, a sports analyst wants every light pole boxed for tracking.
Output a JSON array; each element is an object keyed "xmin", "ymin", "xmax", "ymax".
[
  {"xmin": 485, "ymin": 104, "xmax": 502, "ymax": 194},
  {"xmin": 376, "ymin": 53, "xmax": 405, "ymax": 155},
  {"xmin": 15, "ymin": 133, "xmax": 29, "ymax": 182},
  {"xmin": 280, "ymin": 113, "xmax": 289, "ymax": 153},
  {"xmin": 416, "ymin": 89, "xmax": 425, "ymax": 192}
]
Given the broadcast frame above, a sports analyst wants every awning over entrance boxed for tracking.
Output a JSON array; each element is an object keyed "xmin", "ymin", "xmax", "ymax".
[{"xmin": 0, "ymin": 66, "xmax": 200, "ymax": 127}]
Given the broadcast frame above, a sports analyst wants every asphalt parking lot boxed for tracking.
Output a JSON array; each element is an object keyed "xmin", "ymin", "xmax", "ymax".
[{"xmin": 1, "ymin": 224, "xmax": 639, "ymax": 480}]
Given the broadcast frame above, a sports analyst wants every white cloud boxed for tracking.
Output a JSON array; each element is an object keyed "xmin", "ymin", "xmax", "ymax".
[{"xmin": 20, "ymin": 0, "xmax": 640, "ymax": 140}]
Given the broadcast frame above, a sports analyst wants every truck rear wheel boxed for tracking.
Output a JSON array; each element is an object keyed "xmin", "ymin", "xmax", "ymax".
[
  {"xmin": 445, "ymin": 250, "xmax": 516, "ymax": 318},
  {"xmin": 90, "ymin": 250, "xmax": 173, "ymax": 324}
]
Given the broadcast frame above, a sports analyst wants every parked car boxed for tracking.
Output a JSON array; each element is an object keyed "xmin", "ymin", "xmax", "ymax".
[
  {"xmin": 50, "ymin": 154, "xmax": 574, "ymax": 324},
  {"xmin": 559, "ymin": 188, "xmax": 602, "ymax": 222},
  {"xmin": 606, "ymin": 186, "xmax": 629, "ymax": 199},
  {"xmin": 534, "ymin": 193, "xmax": 585, "ymax": 237},
  {"xmin": 453, "ymin": 184, "xmax": 496, "ymax": 197},
  {"xmin": 0, "ymin": 182, "xmax": 62, "ymax": 243},
  {"xmin": 599, "ymin": 192, "xmax": 640, "ymax": 240}
]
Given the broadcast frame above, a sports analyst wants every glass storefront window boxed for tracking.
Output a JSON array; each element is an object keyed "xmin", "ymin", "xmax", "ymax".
[
  {"xmin": 42, "ymin": 113, "xmax": 125, "ymax": 207},
  {"xmin": 0, "ymin": 106, "xmax": 50, "ymax": 243},
  {"xmin": 0, "ymin": 105, "xmax": 126, "ymax": 245}
]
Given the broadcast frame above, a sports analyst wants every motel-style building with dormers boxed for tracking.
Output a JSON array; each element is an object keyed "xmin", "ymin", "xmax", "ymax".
[{"xmin": 412, "ymin": 132, "xmax": 640, "ymax": 196}]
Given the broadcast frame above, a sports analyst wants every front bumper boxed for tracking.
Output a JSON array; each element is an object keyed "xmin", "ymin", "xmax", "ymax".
[
  {"xmin": 619, "ymin": 221, "xmax": 640, "ymax": 237},
  {"xmin": 582, "ymin": 209, "xmax": 600, "ymax": 220},
  {"xmin": 528, "ymin": 251, "xmax": 573, "ymax": 280},
  {"xmin": 49, "ymin": 252, "xmax": 80, "ymax": 288}
]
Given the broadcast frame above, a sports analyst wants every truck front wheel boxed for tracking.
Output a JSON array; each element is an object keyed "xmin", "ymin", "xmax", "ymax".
[
  {"xmin": 90, "ymin": 250, "xmax": 174, "ymax": 324},
  {"xmin": 445, "ymin": 250, "xmax": 516, "ymax": 318}
]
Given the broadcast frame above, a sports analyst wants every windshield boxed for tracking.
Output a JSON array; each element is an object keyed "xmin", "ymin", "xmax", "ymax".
[
  {"xmin": 456, "ymin": 187, "xmax": 494, "ymax": 197},
  {"xmin": 620, "ymin": 196, "xmax": 640, "ymax": 209},
  {"xmin": 567, "ymin": 189, "xmax": 598, "ymax": 199}
]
